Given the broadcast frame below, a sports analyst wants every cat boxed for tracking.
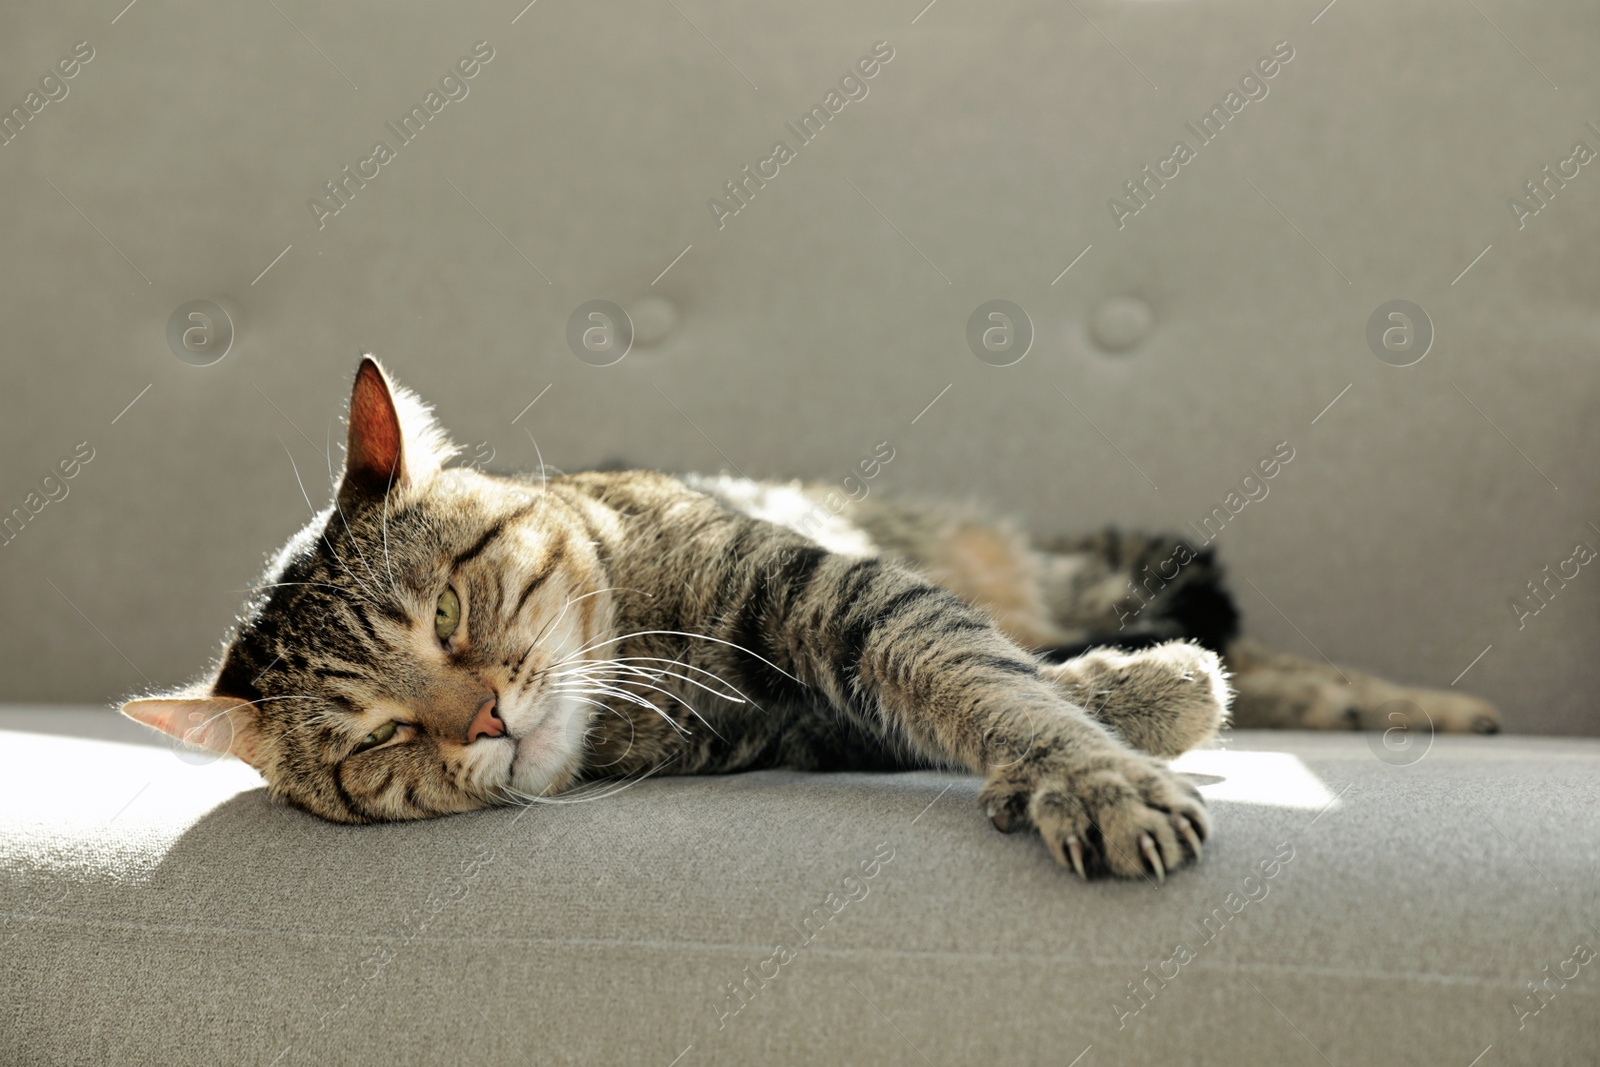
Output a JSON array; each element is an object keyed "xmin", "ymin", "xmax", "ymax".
[{"xmin": 121, "ymin": 357, "xmax": 1500, "ymax": 881}]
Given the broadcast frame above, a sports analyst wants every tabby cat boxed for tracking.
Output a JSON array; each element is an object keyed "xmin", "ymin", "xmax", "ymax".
[{"xmin": 122, "ymin": 358, "xmax": 1500, "ymax": 881}]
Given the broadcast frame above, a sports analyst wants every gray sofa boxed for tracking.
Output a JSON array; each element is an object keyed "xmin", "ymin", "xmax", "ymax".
[
  {"xmin": 4, "ymin": 0, "xmax": 1599, "ymax": 1063},
  {"xmin": 2, "ymin": 708, "xmax": 1596, "ymax": 1065}
]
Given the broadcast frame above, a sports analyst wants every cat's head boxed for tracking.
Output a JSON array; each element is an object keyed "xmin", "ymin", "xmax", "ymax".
[{"xmin": 122, "ymin": 358, "xmax": 613, "ymax": 822}]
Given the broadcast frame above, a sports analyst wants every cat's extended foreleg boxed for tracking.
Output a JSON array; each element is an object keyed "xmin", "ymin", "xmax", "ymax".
[{"xmin": 753, "ymin": 548, "xmax": 1209, "ymax": 880}]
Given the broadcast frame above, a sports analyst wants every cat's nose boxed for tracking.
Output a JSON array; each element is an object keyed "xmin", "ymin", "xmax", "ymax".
[{"xmin": 466, "ymin": 696, "xmax": 505, "ymax": 743}]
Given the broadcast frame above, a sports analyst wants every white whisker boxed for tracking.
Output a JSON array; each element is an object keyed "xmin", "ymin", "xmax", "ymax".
[
  {"xmin": 551, "ymin": 659, "xmax": 745, "ymax": 730},
  {"xmin": 508, "ymin": 585, "xmax": 645, "ymax": 686},
  {"xmin": 278, "ymin": 436, "xmax": 374, "ymax": 605},
  {"xmin": 187, "ymin": 693, "xmax": 328, "ymax": 738},
  {"xmin": 378, "ymin": 451, "xmax": 401, "ymax": 602},
  {"xmin": 326, "ymin": 422, "xmax": 382, "ymax": 592},
  {"xmin": 523, "ymin": 426, "xmax": 548, "ymax": 501},
  {"xmin": 559, "ymin": 656, "xmax": 753, "ymax": 704},
  {"xmin": 555, "ymin": 680, "xmax": 703, "ymax": 739},
  {"xmin": 499, "ymin": 753, "xmax": 679, "ymax": 807},
  {"xmin": 553, "ymin": 662, "xmax": 741, "ymax": 707},
  {"xmin": 581, "ymin": 704, "xmax": 637, "ymax": 769},
  {"xmin": 553, "ymin": 678, "xmax": 692, "ymax": 736},
  {"xmin": 550, "ymin": 629, "xmax": 804, "ymax": 686}
]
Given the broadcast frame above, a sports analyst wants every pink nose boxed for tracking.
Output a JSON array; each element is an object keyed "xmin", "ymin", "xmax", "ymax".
[{"xmin": 467, "ymin": 697, "xmax": 505, "ymax": 743}]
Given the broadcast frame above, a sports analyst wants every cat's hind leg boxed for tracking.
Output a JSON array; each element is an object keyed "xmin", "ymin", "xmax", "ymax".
[
  {"xmin": 1225, "ymin": 637, "xmax": 1502, "ymax": 734},
  {"xmin": 1043, "ymin": 641, "xmax": 1231, "ymax": 758}
]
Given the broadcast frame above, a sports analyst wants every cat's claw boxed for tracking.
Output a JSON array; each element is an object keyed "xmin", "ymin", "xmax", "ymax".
[
  {"xmin": 1046, "ymin": 832, "xmax": 1090, "ymax": 881},
  {"xmin": 987, "ymin": 798, "xmax": 1023, "ymax": 833},
  {"xmin": 979, "ymin": 744, "xmax": 1210, "ymax": 881},
  {"xmin": 1175, "ymin": 813, "xmax": 1204, "ymax": 861},
  {"xmin": 1139, "ymin": 832, "xmax": 1165, "ymax": 884},
  {"xmin": 1066, "ymin": 835, "xmax": 1087, "ymax": 880}
]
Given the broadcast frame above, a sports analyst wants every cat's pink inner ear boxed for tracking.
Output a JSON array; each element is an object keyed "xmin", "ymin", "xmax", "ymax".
[
  {"xmin": 120, "ymin": 696, "xmax": 263, "ymax": 767},
  {"xmin": 344, "ymin": 356, "xmax": 405, "ymax": 496}
]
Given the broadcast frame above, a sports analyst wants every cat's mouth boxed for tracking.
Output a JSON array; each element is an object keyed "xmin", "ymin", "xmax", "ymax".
[{"xmin": 502, "ymin": 690, "xmax": 584, "ymax": 796}]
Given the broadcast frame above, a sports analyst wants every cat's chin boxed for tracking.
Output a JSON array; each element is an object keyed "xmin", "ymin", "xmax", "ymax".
[{"xmin": 504, "ymin": 699, "xmax": 586, "ymax": 799}]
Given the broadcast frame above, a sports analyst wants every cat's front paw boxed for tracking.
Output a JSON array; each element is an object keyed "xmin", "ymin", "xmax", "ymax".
[
  {"xmin": 1045, "ymin": 640, "xmax": 1232, "ymax": 757},
  {"xmin": 979, "ymin": 745, "xmax": 1209, "ymax": 882}
]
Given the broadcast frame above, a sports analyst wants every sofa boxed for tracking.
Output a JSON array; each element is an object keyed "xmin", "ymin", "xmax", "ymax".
[
  {"xmin": 3, "ymin": 0, "xmax": 1598, "ymax": 1063},
  {"xmin": 2, "ymin": 708, "xmax": 1596, "ymax": 1065}
]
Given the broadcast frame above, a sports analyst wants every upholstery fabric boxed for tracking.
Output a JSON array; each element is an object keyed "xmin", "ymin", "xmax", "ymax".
[{"xmin": 3, "ymin": 709, "xmax": 1595, "ymax": 1065}]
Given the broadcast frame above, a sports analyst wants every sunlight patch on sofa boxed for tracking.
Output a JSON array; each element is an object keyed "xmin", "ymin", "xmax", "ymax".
[{"xmin": 1171, "ymin": 749, "xmax": 1339, "ymax": 810}]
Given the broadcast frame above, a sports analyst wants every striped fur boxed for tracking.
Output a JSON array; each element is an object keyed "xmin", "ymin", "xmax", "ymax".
[{"xmin": 121, "ymin": 358, "xmax": 1500, "ymax": 880}]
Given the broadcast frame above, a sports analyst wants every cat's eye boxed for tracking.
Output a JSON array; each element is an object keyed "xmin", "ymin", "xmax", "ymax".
[
  {"xmin": 435, "ymin": 585, "xmax": 461, "ymax": 642},
  {"xmin": 354, "ymin": 720, "xmax": 399, "ymax": 753}
]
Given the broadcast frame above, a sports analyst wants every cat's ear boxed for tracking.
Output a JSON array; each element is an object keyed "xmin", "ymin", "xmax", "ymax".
[
  {"xmin": 340, "ymin": 355, "xmax": 457, "ymax": 501},
  {"xmin": 120, "ymin": 694, "xmax": 264, "ymax": 768}
]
